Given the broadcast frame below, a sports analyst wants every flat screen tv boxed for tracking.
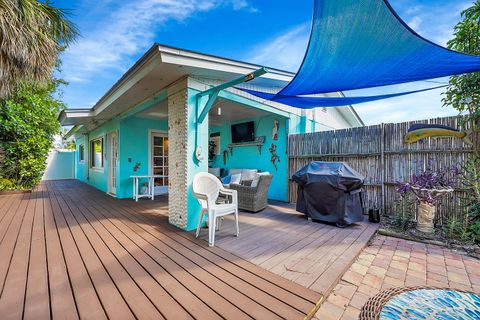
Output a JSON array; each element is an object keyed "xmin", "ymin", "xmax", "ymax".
[{"xmin": 231, "ymin": 121, "xmax": 255, "ymax": 143}]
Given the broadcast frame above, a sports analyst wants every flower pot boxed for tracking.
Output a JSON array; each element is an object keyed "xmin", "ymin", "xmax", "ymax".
[{"xmin": 416, "ymin": 201, "xmax": 436, "ymax": 233}]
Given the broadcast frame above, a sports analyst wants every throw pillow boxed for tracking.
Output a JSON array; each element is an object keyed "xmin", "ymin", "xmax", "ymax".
[
  {"xmin": 221, "ymin": 175, "xmax": 231, "ymax": 184},
  {"xmin": 229, "ymin": 173, "xmax": 242, "ymax": 185}
]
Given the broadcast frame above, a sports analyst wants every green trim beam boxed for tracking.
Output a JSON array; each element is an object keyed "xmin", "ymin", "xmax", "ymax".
[{"xmin": 196, "ymin": 67, "xmax": 269, "ymax": 123}]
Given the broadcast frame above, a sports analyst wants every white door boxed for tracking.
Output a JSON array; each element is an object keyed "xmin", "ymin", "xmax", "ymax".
[
  {"xmin": 108, "ymin": 132, "xmax": 118, "ymax": 195},
  {"xmin": 151, "ymin": 133, "xmax": 168, "ymax": 195}
]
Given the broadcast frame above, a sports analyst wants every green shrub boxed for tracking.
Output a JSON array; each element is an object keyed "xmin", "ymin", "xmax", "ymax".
[
  {"xmin": 392, "ymin": 195, "xmax": 415, "ymax": 231},
  {"xmin": 0, "ymin": 81, "xmax": 63, "ymax": 189},
  {"xmin": 0, "ymin": 178, "xmax": 13, "ymax": 191}
]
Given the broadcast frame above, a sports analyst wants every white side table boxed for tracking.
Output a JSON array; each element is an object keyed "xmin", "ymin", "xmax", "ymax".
[{"xmin": 131, "ymin": 175, "xmax": 165, "ymax": 202}]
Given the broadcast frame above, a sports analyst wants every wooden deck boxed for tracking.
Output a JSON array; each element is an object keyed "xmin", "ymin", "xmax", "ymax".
[
  {"xmin": 0, "ymin": 180, "xmax": 322, "ymax": 320},
  {"xmin": 197, "ymin": 202, "xmax": 378, "ymax": 296}
]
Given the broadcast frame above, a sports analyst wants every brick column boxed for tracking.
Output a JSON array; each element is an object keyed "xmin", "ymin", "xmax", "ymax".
[
  {"xmin": 167, "ymin": 82, "xmax": 189, "ymax": 229},
  {"xmin": 167, "ymin": 78, "xmax": 208, "ymax": 230}
]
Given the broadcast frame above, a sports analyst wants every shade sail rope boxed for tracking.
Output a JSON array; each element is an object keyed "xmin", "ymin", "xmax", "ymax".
[
  {"xmin": 237, "ymin": 85, "xmax": 446, "ymax": 109},
  {"xmin": 243, "ymin": 0, "xmax": 480, "ymax": 108}
]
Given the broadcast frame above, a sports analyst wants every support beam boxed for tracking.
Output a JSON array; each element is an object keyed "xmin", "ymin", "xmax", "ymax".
[{"xmin": 196, "ymin": 67, "xmax": 269, "ymax": 124}]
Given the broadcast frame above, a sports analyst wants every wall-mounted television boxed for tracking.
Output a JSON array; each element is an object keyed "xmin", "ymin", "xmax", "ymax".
[{"xmin": 231, "ymin": 121, "xmax": 255, "ymax": 143}]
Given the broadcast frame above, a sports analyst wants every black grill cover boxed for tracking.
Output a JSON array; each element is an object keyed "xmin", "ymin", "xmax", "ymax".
[{"xmin": 292, "ymin": 161, "xmax": 365, "ymax": 225}]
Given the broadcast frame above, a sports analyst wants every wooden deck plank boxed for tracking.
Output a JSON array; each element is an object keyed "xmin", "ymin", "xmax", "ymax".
[
  {"xmin": 259, "ymin": 223, "xmax": 341, "ymax": 271},
  {"xmin": 66, "ymin": 191, "xmax": 252, "ymax": 320},
  {"xmin": 292, "ymin": 224, "xmax": 368, "ymax": 287},
  {"xmin": 0, "ymin": 193, "xmax": 24, "ymax": 245},
  {"xmin": 309, "ymin": 223, "xmax": 378, "ymax": 294},
  {"xmin": 189, "ymin": 192, "xmax": 378, "ymax": 298},
  {"xmin": 46, "ymin": 183, "xmax": 158, "ymax": 320},
  {"xmin": 24, "ymin": 186, "xmax": 51, "ymax": 320},
  {"xmin": 119, "ymin": 217, "xmax": 320, "ymax": 316},
  {"xmin": 78, "ymin": 187, "xmax": 290, "ymax": 320},
  {"xmin": 45, "ymin": 182, "xmax": 109, "ymax": 320},
  {"xmin": 79, "ymin": 185, "xmax": 319, "ymax": 319},
  {"xmin": 0, "ymin": 180, "xmax": 340, "ymax": 320},
  {"xmin": 126, "ymin": 191, "xmax": 323, "ymax": 306},
  {"xmin": 0, "ymin": 191, "xmax": 35, "ymax": 319},
  {"xmin": 58, "ymin": 188, "xmax": 212, "ymax": 320},
  {"xmin": 42, "ymin": 183, "xmax": 79, "ymax": 319},
  {"xmin": 242, "ymin": 219, "xmax": 327, "ymax": 261},
  {"xmin": 0, "ymin": 193, "xmax": 29, "ymax": 292}
]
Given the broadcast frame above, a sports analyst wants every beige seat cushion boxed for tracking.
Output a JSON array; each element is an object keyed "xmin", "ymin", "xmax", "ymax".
[
  {"xmin": 251, "ymin": 171, "xmax": 270, "ymax": 188},
  {"xmin": 240, "ymin": 169, "xmax": 258, "ymax": 181}
]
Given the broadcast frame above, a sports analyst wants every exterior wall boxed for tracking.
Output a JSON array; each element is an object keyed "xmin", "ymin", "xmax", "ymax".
[
  {"xmin": 118, "ymin": 116, "xmax": 168, "ymax": 199},
  {"xmin": 73, "ymin": 114, "xmax": 167, "ymax": 199},
  {"xmin": 209, "ymin": 115, "xmax": 289, "ymax": 201},
  {"xmin": 82, "ymin": 118, "xmax": 120, "ymax": 193}
]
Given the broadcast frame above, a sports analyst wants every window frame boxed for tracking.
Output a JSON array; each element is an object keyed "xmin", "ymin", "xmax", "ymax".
[
  {"xmin": 90, "ymin": 137, "xmax": 104, "ymax": 171},
  {"xmin": 78, "ymin": 144, "xmax": 85, "ymax": 163}
]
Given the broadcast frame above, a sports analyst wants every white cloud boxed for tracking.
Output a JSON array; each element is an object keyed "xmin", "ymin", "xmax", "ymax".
[
  {"xmin": 352, "ymin": 83, "xmax": 459, "ymax": 125},
  {"xmin": 230, "ymin": 0, "xmax": 258, "ymax": 12},
  {"xmin": 61, "ymin": 0, "xmax": 256, "ymax": 83},
  {"xmin": 245, "ymin": 24, "xmax": 310, "ymax": 72},
  {"xmin": 407, "ymin": 16, "xmax": 422, "ymax": 31}
]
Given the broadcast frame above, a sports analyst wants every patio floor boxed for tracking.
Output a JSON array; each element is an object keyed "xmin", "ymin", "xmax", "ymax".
[
  {"xmin": 0, "ymin": 180, "xmax": 322, "ymax": 320},
  {"xmin": 314, "ymin": 235, "xmax": 480, "ymax": 320},
  {"xmin": 197, "ymin": 202, "xmax": 378, "ymax": 296}
]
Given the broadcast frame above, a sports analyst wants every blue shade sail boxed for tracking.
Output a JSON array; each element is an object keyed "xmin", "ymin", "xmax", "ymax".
[
  {"xmin": 238, "ymin": 86, "xmax": 446, "ymax": 108},
  {"xmin": 278, "ymin": 0, "xmax": 480, "ymax": 96}
]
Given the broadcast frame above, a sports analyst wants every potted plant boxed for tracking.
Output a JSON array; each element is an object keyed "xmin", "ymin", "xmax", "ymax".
[{"xmin": 396, "ymin": 167, "xmax": 456, "ymax": 233}]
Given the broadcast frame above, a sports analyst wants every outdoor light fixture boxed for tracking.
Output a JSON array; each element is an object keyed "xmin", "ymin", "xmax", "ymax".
[{"xmin": 217, "ymin": 106, "xmax": 222, "ymax": 116}]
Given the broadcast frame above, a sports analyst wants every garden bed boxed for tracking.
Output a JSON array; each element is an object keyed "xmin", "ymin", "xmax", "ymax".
[{"xmin": 379, "ymin": 216, "xmax": 480, "ymax": 259}]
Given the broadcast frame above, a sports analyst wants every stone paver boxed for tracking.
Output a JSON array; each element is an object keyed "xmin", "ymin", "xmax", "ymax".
[{"xmin": 314, "ymin": 235, "xmax": 480, "ymax": 320}]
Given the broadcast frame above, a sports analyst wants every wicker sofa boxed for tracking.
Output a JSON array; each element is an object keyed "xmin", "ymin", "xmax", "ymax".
[{"xmin": 229, "ymin": 174, "xmax": 273, "ymax": 212}]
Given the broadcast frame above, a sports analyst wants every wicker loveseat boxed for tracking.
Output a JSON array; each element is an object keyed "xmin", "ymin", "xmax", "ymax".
[{"xmin": 229, "ymin": 174, "xmax": 273, "ymax": 212}]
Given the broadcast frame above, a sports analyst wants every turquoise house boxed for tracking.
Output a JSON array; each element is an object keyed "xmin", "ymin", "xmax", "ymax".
[{"xmin": 60, "ymin": 44, "xmax": 363, "ymax": 231}]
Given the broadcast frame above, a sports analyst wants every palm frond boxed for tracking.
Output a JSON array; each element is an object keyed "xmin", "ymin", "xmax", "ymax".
[{"xmin": 0, "ymin": 0, "xmax": 78, "ymax": 98}]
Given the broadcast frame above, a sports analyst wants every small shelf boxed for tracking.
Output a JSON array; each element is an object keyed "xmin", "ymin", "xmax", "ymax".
[{"xmin": 228, "ymin": 136, "xmax": 265, "ymax": 156}]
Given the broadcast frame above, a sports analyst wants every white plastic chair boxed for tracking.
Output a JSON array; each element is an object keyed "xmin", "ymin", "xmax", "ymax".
[{"xmin": 192, "ymin": 172, "xmax": 239, "ymax": 246}]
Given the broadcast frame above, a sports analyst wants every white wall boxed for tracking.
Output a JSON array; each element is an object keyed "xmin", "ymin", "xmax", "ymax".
[{"xmin": 42, "ymin": 150, "xmax": 75, "ymax": 180}]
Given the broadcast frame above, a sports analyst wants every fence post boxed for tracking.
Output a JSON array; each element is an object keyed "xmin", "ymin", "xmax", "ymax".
[{"xmin": 381, "ymin": 123, "xmax": 386, "ymax": 215}]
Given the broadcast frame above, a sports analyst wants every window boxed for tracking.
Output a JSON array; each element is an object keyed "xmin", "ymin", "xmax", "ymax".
[
  {"xmin": 78, "ymin": 144, "xmax": 85, "ymax": 162},
  {"xmin": 90, "ymin": 138, "xmax": 104, "ymax": 169}
]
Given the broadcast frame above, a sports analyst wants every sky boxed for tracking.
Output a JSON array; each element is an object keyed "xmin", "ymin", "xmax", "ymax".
[{"xmin": 54, "ymin": 0, "xmax": 473, "ymax": 125}]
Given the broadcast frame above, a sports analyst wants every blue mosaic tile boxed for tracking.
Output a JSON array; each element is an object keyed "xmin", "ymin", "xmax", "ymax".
[{"xmin": 380, "ymin": 289, "xmax": 480, "ymax": 320}]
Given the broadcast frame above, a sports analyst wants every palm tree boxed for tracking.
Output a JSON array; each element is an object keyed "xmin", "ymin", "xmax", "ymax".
[{"xmin": 0, "ymin": 0, "xmax": 78, "ymax": 98}]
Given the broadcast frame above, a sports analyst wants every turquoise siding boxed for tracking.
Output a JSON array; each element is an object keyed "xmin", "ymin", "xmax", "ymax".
[
  {"xmin": 118, "ymin": 117, "xmax": 168, "ymax": 199},
  {"xmin": 209, "ymin": 115, "xmax": 288, "ymax": 201},
  {"xmin": 186, "ymin": 88, "xmax": 209, "ymax": 231},
  {"xmin": 74, "ymin": 115, "xmax": 167, "ymax": 199},
  {"xmin": 84, "ymin": 118, "xmax": 120, "ymax": 193},
  {"xmin": 72, "ymin": 83, "xmax": 328, "ymax": 232}
]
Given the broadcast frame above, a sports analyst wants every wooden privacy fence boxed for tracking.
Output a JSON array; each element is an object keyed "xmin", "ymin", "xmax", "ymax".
[{"xmin": 288, "ymin": 116, "xmax": 473, "ymax": 225}]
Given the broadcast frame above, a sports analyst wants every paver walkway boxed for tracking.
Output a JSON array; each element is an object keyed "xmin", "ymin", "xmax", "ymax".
[{"xmin": 314, "ymin": 235, "xmax": 480, "ymax": 320}]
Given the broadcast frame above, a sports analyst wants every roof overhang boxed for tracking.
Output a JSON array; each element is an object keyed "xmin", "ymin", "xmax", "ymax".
[{"xmin": 60, "ymin": 43, "xmax": 363, "ymax": 134}]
